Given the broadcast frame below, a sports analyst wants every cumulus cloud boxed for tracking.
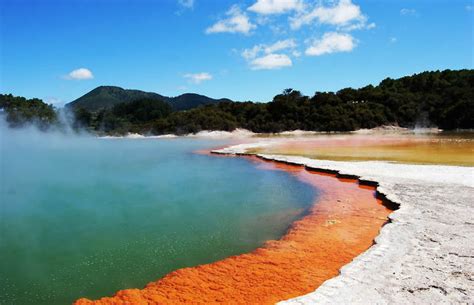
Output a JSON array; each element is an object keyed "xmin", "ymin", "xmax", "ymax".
[
  {"xmin": 178, "ymin": 0, "xmax": 194, "ymax": 9},
  {"xmin": 250, "ymin": 53, "xmax": 292, "ymax": 70},
  {"xmin": 242, "ymin": 39, "xmax": 297, "ymax": 60},
  {"xmin": 64, "ymin": 68, "xmax": 94, "ymax": 80},
  {"xmin": 207, "ymin": 0, "xmax": 372, "ymax": 69},
  {"xmin": 265, "ymin": 38, "xmax": 297, "ymax": 53},
  {"xmin": 206, "ymin": 5, "xmax": 256, "ymax": 34},
  {"xmin": 305, "ymin": 32, "xmax": 356, "ymax": 56},
  {"xmin": 242, "ymin": 39, "xmax": 297, "ymax": 70},
  {"xmin": 248, "ymin": 0, "xmax": 304, "ymax": 15},
  {"xmin": 184, "ymin": 72, "xmax": 213, "ymax": 84},
  {"xmin": 290, "ymin": 0, "xmax": 371, "ymax": 30}
]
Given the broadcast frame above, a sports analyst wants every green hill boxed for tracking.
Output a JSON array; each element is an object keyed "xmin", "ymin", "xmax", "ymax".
[
  {"xmin": 66, "ymin": 86, "xmax": 232, "ymax": 111},
  {"xmin": 170, "ymin": 93, "xmax": 233, "ymax": 111},
  {"xmin": 66, "ymin": 86, "xmax": 166, "ymax": 111}
]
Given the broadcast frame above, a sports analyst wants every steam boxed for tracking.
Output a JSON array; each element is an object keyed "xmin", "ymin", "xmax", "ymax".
[
  {"xmin": 413, "ymin": 111, "xmax": 441, "ymax": 133},
  {"xmin": 0, "ymin": 113, "xmax": 94, "ymax": 156},
  {"xmin": 0, "ymin": 106, "xmax": 92, "ymax": 139}
]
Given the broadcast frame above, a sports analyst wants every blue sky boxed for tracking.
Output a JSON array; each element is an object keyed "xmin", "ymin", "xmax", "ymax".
[{"xmin": 1, "ymin": 0, "xmax": 473, "ymax": 105}]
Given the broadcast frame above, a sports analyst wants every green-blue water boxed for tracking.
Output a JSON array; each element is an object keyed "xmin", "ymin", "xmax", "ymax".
[{"xmin": 0, "ymin": 129, "xmax": 316, "ymax": 305}]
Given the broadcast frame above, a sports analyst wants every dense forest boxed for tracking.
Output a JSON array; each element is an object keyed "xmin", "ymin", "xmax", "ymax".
[{"xmin": 1, "ymin": 69, "xmax": 473, "ymax": 134}]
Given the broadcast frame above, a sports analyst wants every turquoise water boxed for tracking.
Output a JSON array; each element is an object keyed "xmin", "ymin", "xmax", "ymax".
[{"xmin": 0, "ymin": 129, "xmax": 317, "ymax": 305}]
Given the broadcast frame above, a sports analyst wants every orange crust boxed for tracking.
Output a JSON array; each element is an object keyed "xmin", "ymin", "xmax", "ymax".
[{"xmin": 74, "ymin": 156, "xmax": 392, "ymax": 305}]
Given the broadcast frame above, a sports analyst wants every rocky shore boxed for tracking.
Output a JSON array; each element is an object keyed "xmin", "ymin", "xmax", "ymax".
[{"xmin": 212, "ymin": 143, "xmax": 474, "ymax": 304}]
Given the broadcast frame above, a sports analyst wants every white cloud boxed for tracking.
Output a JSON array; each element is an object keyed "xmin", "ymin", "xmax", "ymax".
[
  {"xmin": 265, "ymin": 38, "xmax": 297, "ymax": 53},
  {"xmin": 390, "ymin": 37, "xmax": 397, "ymax": 43},
  {"xmin": 305, "ymin": 32, "xmax": 356, "ymax": 56},
  {"xmin": 206, "ymin": 5, "xmax": 256, "ymax": 34},
  {"xmin": 344, "ymin": 20, "xmax": 375, "ymax": 31},
  {"xmin": 64, "ymin": 68, "xmax": 94, "ymax": 80},
  {"xmin": 467, "ymin": 5, "xmax": 474, "ymax": 11},
  {"xmin": 248, "ymin": 0, "xmax": 304, "ymax": 15},
  {"xmin": 184, "ymin": 72, "xmax": 213, "ymax": 84},
  {"xmin": 178, "ymin": 0, "xmax": 194, "ymax": 9},
  {"xmin": 242, "ymin": 45, "xmax": 263, "ymax": 60},
  {"xmin": 290, "ymin": 0, "xmax": 371, "ymax": 30},
  {"xmin": 400, "ymin": 8, "xmax": 416, "ymax": 15},
  {"xmin": 242, "ymin": 39, "xmax": 297, "ymax": 70},
  {"xmin": 206, "ymin": 0, "xmax": 371, "ymax": 68},
  {"xmin": 250, "ymin": 53, "xmax": 293, "ymax": 70},
  {"xmin": 242, "ymin": 39, "xmax": 297, "ymax": 60}
]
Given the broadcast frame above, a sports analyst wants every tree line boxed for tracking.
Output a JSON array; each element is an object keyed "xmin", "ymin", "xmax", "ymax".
[
  {"xmin": 0, "ymin": 94, "xmax": 57, "ymax": 130},
  {"xmin": 1, "ymin": 69, "xmax": 473, "ymax": 134}
]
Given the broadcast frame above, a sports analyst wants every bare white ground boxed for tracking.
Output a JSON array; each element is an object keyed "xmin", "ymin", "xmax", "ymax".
[{"xmin": 212, "ymin": 144, "xmax": 474, "ymax": 305}]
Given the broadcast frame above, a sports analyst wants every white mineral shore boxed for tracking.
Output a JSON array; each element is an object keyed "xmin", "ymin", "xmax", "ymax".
[{"xmin": 212, "ymin": 143, "xmax": 474, "ymax": 304}]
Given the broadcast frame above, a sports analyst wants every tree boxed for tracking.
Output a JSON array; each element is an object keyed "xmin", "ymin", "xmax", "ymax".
[{"xmin": 0, "ymin": 94, "xmax": 57, "ymax": 129}]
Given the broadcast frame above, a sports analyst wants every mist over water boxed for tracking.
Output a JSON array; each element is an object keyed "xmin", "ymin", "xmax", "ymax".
[{"xmin": 0, "ymin": 122, "xmax": 317, "ymax": 305}]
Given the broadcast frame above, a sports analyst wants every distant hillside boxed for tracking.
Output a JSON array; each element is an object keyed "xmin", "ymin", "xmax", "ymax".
[
  {"xmin": 66, "ymin": 86, "xmax": 232, "ymax": 111},
  {"xmin": 170, "ymin": 93, "xmax": 233, "ymax": 111},
  {"xmin": 67, "ymin": 86, "xmax": 166, "ymax": 111}
]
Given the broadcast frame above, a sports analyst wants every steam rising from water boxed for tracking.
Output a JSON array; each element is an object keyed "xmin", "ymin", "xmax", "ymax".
[{"xmin": 0, "ymin": 120, "xmax": 316, "ymax": 305}]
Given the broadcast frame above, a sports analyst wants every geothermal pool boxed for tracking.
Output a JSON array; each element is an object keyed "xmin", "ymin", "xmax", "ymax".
[
  {"xmin": 4, "ymin": 130, "xmax": 465, "ymax": 305},
  {"xmin": 0, "ymin": 131, "xmax": 316, "ymax": 305},
  {"xmin": 250, "ymin": 132, "xmax": 474, "ymax": 166},
  {"xmin": 74, "ymin": 158, "xmax": 392, "ymax": 305}
]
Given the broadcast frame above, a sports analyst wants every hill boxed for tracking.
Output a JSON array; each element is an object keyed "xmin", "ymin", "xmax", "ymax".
[
  {"xmin": 170, "ymin": 93, "xmax": 233, "ymax": 111},
  {"xmin": 66, "ymin": 86, "xmax": 232, "ymax": 111},
  {"xmin": 66, "ymin": 86, "xmax": 166, "ymax": 111}
]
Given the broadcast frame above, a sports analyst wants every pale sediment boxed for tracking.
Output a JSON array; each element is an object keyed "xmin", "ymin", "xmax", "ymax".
[{"xmin": 212, "ymin": 143, "xmax": 474, "ymax": 304}]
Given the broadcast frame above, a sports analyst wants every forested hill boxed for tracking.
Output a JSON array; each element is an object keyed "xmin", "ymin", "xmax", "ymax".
[
  {"xmin": 66, "ymin": 86, "xmax": 166, "ymax": 111},
  {"xmin": 169, "ymin": 93, "xmax": 233, "ymax": 111},
  {"xmin": 1, "ymin": 69, "xmax": 473, "ymax": 134},
  {"xmin": 66, "ymin": 86, "xmax": 233, "ymax": 111}
]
